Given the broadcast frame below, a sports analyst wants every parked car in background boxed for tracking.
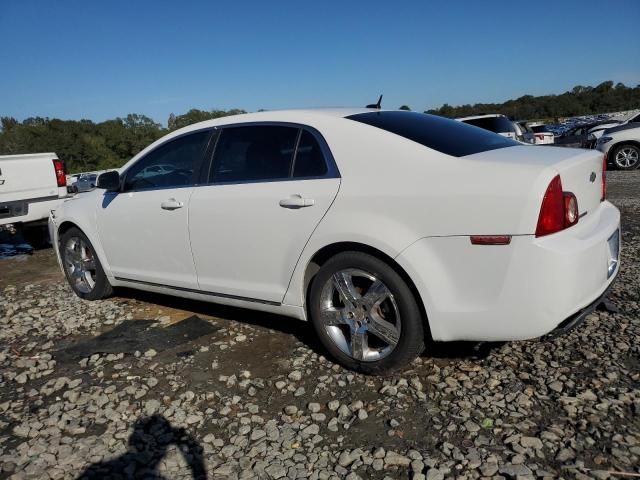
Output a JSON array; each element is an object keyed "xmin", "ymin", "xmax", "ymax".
[
  {"xmin": 73, "ymin": 174, "xmax": 98, "ymax": 193},
  {"xmin": 456, "ymin": 114, "xmax": 520, "ymax": 140},
  {"xmin": 596, "ymin": 124, "xmax": 640, "ymax": 170},
  {"xmin": 554, "ymin": 124, "xmax": 596, "ymax": 148},
  {"xmin": 587, "ymin": 111, "xmax": 639, "ymax": 144},
  {"xmin": 0, "ymin": 153, "xmax": 67, "ymax": 233},
  {"xmin": 49, "ymin": 109, "xmax": 619, "ymax": 374},
  {"xmin": 528, "ymin": 123, "xmax": 555, "ymax": 145},
  {"xmin": 513, "ymin": 122, "xmax": 536, "ymax": 144}
]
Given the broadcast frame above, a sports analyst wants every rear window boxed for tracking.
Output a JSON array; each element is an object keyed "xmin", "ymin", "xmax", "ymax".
[
  {"xmin": 460, "ymin": 116, "xmax": 516, "ymax": 134},
  {"xmin": 531, "ymin": 125, "xmax": 551, "ymax": 133},
  {"xmin": 347, "ymin": 111, "xmax": 518, "ymax": 157}
]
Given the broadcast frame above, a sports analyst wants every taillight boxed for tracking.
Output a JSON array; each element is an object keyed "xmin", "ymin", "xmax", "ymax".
[
  {"xmin": 563, "ymin": 193, "xmax": 578, "ymax": 226},
  {"xmin": 601, "ymin": 155, "xmax": 606, "ymax": 202},
  {"xmin": 535, "ymin": 175, "xmax": 579, "ymax": 237},
  {"xmin": 53, "ymin": 159, "xmax": 66, "ymax": 187}
]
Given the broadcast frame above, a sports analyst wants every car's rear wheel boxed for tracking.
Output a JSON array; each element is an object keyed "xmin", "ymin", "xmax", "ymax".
[
  {"xmin": 611, "ymin": 144, "xmax": 640, "ymax": 170},
  {"xmin": 308, "ymin": 251, "xmax": 425, "ymax": 374},
  {"xmin": 60, "ymin": 227, "xmax": 113, "ymax": 300}
]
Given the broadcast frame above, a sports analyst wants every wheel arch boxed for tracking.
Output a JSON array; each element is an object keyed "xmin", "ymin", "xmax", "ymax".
[
  {"xmin": 57, "ymin": 220, "xmax": 80, "ymax": 241},
  {"xmin": 608, "ymin": 140, "xmax": 640, "ymax": 166},
  {"xmin": 302, "ymin": 241, "xmax": 433, "ymax": 340},
  {"xmin": 56, "ymin": 219, "xmax": 114, "ymax": 282}
]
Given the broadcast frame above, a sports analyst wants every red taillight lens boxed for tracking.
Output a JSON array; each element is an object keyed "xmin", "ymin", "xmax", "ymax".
[
  {"xmin": 601, "ymin": 155, "xmax": 606, "ymax": 202},
  {"xmin": 535, "ymin": 175, "xmax": 579, "ymax": 237},
  {"xmin": 53, "ymin": 159, "xmax": 66, "ymax": 187},
  {"xmin": 536, "ymin": 175, "xmax": 565, "ymax": 237}
]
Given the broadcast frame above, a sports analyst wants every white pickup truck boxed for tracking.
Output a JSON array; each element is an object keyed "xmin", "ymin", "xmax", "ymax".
[{"xmin": 0, "ymin": 153, "xmax": 68, "ymax": 233}]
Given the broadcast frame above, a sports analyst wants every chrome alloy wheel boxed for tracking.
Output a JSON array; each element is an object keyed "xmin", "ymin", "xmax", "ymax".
[
  {"xmin": 319, "ymin": 268, "xmax": 401, "ymax": 362},
  {"xmin": 615, "ymin": 147, "xmax": 639, "ymax": 169},
  {"xmin": 64, "ymin": 237, "xmax": 97, "ymax": 294}
]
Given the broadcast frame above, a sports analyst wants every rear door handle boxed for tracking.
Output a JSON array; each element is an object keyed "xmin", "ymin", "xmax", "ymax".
[
  {"xmin": 161, "ymin": 198, "xmax": 184, "ymax": 210},
  {"xmin": 279, "ymin": 194, "xmax": 315, "ymax": 209}
]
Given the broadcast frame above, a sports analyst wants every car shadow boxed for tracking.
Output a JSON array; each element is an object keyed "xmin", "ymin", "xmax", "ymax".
[
  {"xmin": 76, "ymin": 415, "xmax": 206, "ymax": 479},
  {"xmin": 115, "ymin": 287, "xmax": 327, "ymax": 354},
  {"xmin": 115, "ymin": 287, "xmax": 499, "ymax": 364}
]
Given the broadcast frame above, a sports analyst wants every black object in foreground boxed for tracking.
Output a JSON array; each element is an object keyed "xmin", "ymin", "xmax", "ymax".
[{"xmin": 77, "ymin": 415, "xmax": 207, "ymax": 479}]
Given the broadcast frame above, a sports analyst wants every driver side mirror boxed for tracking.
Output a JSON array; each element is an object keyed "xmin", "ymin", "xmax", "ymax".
[{"xmin": 97, "ymin": 171, "xmax": 121, "ymax": 192}]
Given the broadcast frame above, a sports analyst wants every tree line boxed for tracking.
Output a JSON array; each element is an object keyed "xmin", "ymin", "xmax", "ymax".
[
  {"xmin": 425, "ymin": 81, "xmax": 640, "ymax": 120},
  {"xmin": 0, "ymin": 109, "xmax": 245, "ymax": 174},
  {"xmin": 1, "ymin": 81, "xmax": 639, "ymax": 174}
]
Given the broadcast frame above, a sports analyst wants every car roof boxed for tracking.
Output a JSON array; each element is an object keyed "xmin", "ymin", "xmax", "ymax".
[{"xmin": 174, "ymin": 107, "xmax": 375, "ymax": 133}]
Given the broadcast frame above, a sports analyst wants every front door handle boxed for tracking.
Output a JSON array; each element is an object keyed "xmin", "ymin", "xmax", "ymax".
[
  {"xmin": 279, "ymin": 194, "xmax": 315, "ymax": 209},
  {"xmin": 161, "ymin": 198, "xmax": 184, "ymax": 210}
]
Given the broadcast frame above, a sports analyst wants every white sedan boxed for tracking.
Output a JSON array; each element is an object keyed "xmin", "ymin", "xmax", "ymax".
[{"xmin": 49, "ymin": 109, "xmax": 620, "ymax": 373}]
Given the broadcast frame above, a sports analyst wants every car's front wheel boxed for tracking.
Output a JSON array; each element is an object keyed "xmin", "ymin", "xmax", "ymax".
[
  {"xmin": 60, "ymin": 227, "xmax": 113, "ymax": 300},
  {"xmin": 308, "ymin": 251, "xmax": 425, "ymax": 374},
  {"xmin": 611, "ymin": 144, "xmax": 640, "ymax": 170}
]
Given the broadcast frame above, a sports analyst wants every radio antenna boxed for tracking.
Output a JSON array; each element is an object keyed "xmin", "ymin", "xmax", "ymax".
[{"xmin": 366, "ymin": 94, "xmax": 383, "ymax": 109}]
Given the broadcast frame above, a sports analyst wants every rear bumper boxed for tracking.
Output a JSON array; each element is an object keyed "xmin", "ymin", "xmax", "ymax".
[
  {"xmin": 544, "ymin": 277, "xmax": 614, "ymax": 338},
  {"xmin": 0, "ymin": 196, "xmax": 65, "ymax": 227},
  {"xmin": 395, "ymin": 201, "xmax": 621, "ymax": 342}
]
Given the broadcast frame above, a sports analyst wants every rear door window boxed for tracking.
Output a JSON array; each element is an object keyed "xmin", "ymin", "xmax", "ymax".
[
  {"xmin": 292, "ymin": 130, "xmax": 328, "ymax": 178},
  {"xmin": 347, "ymin": 111, "xmax": 518, "ymax": 157},
  {"xmin": 210, "ymin": 126, "xmax": 299, "ymax": 183}
]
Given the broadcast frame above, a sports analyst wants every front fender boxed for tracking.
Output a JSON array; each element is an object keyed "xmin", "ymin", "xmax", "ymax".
[{"xmin": 51, "ymin": 192, "xmax": 115, "ymax": 284}]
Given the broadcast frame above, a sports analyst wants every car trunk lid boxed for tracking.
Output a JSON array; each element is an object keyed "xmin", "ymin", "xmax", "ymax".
[{"xmin": 466, "ymin": 145, "xmax": 605, "ymax": 232}]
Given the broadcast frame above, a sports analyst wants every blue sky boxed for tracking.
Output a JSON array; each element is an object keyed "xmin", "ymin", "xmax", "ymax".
[{"xmin": 1, "ymin": 0, "xmax": 639, "ymax": 124}]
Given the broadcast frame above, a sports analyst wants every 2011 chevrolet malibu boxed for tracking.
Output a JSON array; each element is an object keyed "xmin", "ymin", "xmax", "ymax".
[{"xmin": 49, "ymin": 109, "xmax": 621, "ymax": 374}]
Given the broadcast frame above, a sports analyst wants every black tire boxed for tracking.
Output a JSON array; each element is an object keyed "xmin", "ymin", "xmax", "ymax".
[
  {"xmin": 308, "ymin": 251, "xmax": 425, "ymax": 374},
  {"xmin": 610, "ymin": 144, "xmax": 640, "ymax": 170},
  {"xmin": 59, "ymin": 227, "xmax": 113, "ymax": 300}
]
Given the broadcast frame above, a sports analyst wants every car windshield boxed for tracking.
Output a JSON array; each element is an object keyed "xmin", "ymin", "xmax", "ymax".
[{"xmin": 347, "ymin": 111, "xmax": 518, "ymax": 157}]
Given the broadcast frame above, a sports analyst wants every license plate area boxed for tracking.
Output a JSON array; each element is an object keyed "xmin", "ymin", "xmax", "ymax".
[{"xmin": 607, "ymin": 229, "xmax": 620, "ymax": 278}]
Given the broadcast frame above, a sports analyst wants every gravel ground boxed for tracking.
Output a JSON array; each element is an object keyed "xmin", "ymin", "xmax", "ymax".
[{"xmin": 0, "ymin": 171, "xmax": 638, "ymax": 480}]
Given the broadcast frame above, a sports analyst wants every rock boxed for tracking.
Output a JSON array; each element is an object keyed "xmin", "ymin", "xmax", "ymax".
[
  {"xmin": 480, "ymin": 462, "xmax": 499, "ymax": 476},
  {"xmin": 185, "ymin": 414, "xmax": 202, "ymax": 424},
  {"xmin": 426, "ymin": 469, "xmax": 444, "ymax": 480},
  {"xmin": 308, "ymin": 402, "xmax": 321, "ymax": 413},
  {"xmin": 284, "ymin": 405, "xmax": 298, "ymax": 415},
  {"xmin": 144, "ymin": 399, "xmax": 161, "ymax": 415},
  {"xmin": 302, "ymin": 424, "xmax": 319, "ymax": 436},
  {"xmin": 385, "ymin": 451, "xmax": 411, "ymax": 466},
  {"xmin": 499, "ymin": 464, "xmax": 533, "ymax": 476},
  {"xmin": 556, "ymin": 448, "xmax": 575, "ymax": 462},
  {"xmin": 338, "ymin": 450, "xmax": 356, "ymax": 467},
  {"xmin": 464, "ymin": 420, "xmax": 480, "ymax": 432},
  {"xmin": 144, "ymin": 349, "xmax": 157, "ymax": 358},
  {"xmin": 288, "ymin": 371, "xmax": 302, "ymax": 381},
  {"xmin": 264, "ymin": 464, "xmax": 286, "ymax": 479},
  {"xmin": 521, "ymin": 436, "xmax": 543, "ymax": 450},
  {"xmin": 548, "ymin": 380, "xmax": 563, "ymax": 393}
]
